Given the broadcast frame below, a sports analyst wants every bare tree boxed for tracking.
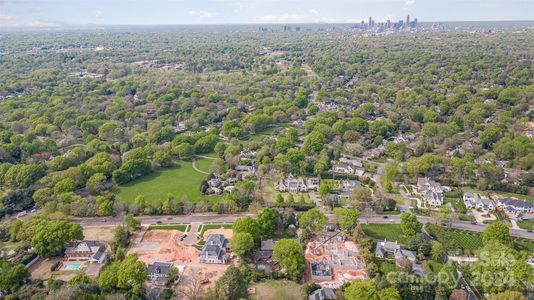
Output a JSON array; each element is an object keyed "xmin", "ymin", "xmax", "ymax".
[{"xmin": 175, "ymin": 267, "xmax": 205, "ymax": 300}]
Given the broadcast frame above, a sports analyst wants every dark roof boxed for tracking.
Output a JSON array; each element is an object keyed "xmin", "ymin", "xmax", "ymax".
[
  {"xmin": 499, "ymin": 198, "xmax": 533, "ymax": 209},
  {"xmin": 147, "ymin": 262, "xmax": 173, "ymax": 275},
  {"xmin": 309, "ymin": 287, "xmax": 336, "ymax": 300}
]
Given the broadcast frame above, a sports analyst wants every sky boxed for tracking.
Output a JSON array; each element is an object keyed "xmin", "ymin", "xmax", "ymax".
[{"xmin": 0, "ymin": 0, "xmax": 533, "ymax": 28}]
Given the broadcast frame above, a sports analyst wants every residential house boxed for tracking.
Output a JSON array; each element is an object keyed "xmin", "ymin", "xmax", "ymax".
[
  {"xmin": 235, "ymin": 165, "xmax": 256, "ymax": 177},
  {"xmin": 275, "ymin": 175, "xmax": 308, "ymax": 194},
  {"xmin": 309, "ymin": 287, "xmax": 336, "ymax": 300},
  {"xmin": 463, "ymin": 193, "xmax": 495, "ymax": 211},
  {"xmin": 375, "ymin": 240, "xmax": 415, "ymax": 263},
  {"xmin": 339, "ymin": 157, "xmax": 363, "ymax": 168},
  {"xmin": 497, "ymin": 198, "xmax": 534, "ymax": 218},
  {"xmin": 64, "ymin": 241, "xmax": 106, "ymax": 263},
  {"xmin": 307, "ymin": 177, "xmax": 320, "ymax": 190},
  {"xmin": 199, "ymin": 234, "xmax": 230, "ymax": 264},
  {"xmin": 292, "ymin": 119, "xmax": 304, "ymax": 127},
  {"xmin": 310, "ymin": 258, "xmax": 333, "ymax": 281},
  {"xmin": 331, "ymin": 162, "xmax": 364, "ymax": 177},
  {"xmin": 147, "ymin": 262, "xmax": 174, "ymax": 286},
  {"xmin": 340, "ymin": 181, "xmax": 361, "ymax": 198},
  {"xmin": 417, "ymin": 177, "xmax": 443, "ymax": 206}
]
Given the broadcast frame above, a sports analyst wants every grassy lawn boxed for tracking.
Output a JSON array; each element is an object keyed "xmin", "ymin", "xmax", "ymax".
[
  {"xmin": 377, "ymin": 260, "xmax": 397, "ymax": 276},
  {"xmin": 361, "ymin": 224, "xmax": 409, "ymax": 245},
  {"xmin": 515, "ymin": 239, "xmax": 534, "ymax": 253},
  {"xmin": 427, "ymin": 260, "xmax": 444, "ymax": 273},
  {"xmin": 240, "ymin": 125, "xmax": 284, "ymax": 143},
  {"xmin": 147, "ymin": 224, "xmax": 189, "ymax": 231},
  {"xmin": 517, "ymin": 220, "xmax": 534, "ymax": 230},
  {"xmin": 250, "ymin": 280, "xmax": 306, "ymax": 300},
  {"xmin": 446, "ymin": 230, "xmax": 484, "ymax": 250},
  {"xmin": 194, "ymin": 157, "xmax": 215, "ymax": 173},
  {"xmin": 199, "ymin": 223, "xmax": 233, "ymax": 237},
  {"xmin": 116, "ymin": 162, "xmax": 220, "ymax": 204}
]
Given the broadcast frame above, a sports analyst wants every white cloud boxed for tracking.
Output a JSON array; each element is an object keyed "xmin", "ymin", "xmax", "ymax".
[
  {"xmin": 188, "ymin": 10, "xmax": 217, "ymax": 18},
  {"xmin": 0, "ymin": 13, "xmax": 59, "ymax": 27},
  {"xmin": 404, "ymin": 0, "xmax": 415, "ymax": 7},
  {"xmin": 309, "ymin": 9, "xmax": 319, "ymax": 15},
  {"xmin": 89, "ymin": 10, "xmax": 103, "ymax": 19},
  {"xmin": 261, "ymin": 13, "xmax": 302, "ymax": 22}
]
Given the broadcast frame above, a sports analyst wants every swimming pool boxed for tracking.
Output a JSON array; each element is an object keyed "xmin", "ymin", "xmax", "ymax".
[{"xmin": 64, "ymin": 264, "xmax": 81, "ymax": 270}]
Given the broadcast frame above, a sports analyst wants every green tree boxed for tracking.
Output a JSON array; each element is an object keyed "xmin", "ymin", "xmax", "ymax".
[
  {"xmin": 272, "ymin": 239, "xmax": 306, "ymax": 281},
  {"xmin": 344, "ymin": 279, "xmax": 378, "ymax": 300},
  {"xmin": 482, "ymin": 221, "xmax": 511, "ymax": 246},
  {"xmin": 257, "ymin": 208, "xmax": 278, "ymax": 237},
  {"xmin": 98, "ymin": 261, "xmax": 120, "ymax": 291},
  {"xmin": 379, "ymin": 287, "xmax": 401, "ymax": 300},
  {"xmin": 86, "ymin": 173, "xmax": 107, "ymax": 194},
  {"xmin": 117, "ymin": 254, "xmax": 147, "ymax": 289},
  {"xmin": 431, "ymin": 241, "xmax": 445, "ymax": 262},
  {"xmin": 213, "ymin": 265, "xmax": 248, "ymax": 300},
  {"xmin": 298, "ymin": 208, "xmax": 327, "ymax": 240},
  {"xmin": 68, "ymin": 274, "xmax": 91, "ymax": 285},
  {"xmin": 487, "ymin": 291, "xmax": 526, "ymax": 300},
  {"xmin": 333, "ymin": 208, "xmax": 360, "ymax": 233},
  {"xmin": 232, "ymin": 216, "xmax": 260, "ymax": 240},
  {"xmin": 0, "ymin": 264, "xmax": 30, "ymax": 292},
  {"xmin": 167, "ymin": 266, "xmax": 179, "ymax": 283},
  {"xmin": 231, "ymin": 232, "xmax": 255, "ymax": 261},
  {"xmin": 349, "ymin": 187, "xmax": 373, "ymax": 211},
  {"xmin": 275, "ymin": 193, "xmax": 284, "ymax": 203},
  {"xmin": 125, "ymin": 214, "xmax": 140, "ymax": 230},
  {"xmin": 318, "ymin": 183, "xmax": 332, "ymax": 196},
  {"xmin": 31, "ymin": 220, "xmax": 83, "ymax": 257},
  {"xmin": 400, "ymin": 213, "xmax": 422, "ymax": 236}
]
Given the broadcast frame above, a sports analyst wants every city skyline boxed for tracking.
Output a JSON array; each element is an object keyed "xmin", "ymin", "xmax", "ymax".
[{"xmin": 0, "ymin": 0, "xmax": 533, "ymax": 28}]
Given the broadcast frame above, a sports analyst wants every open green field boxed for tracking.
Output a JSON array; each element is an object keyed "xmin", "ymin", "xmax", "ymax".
[
  {"xmin": 194, "ymin": 157, "xmax": 215, "ymax": 173},
  {"xmin": 147, "ymin": 224, "xmax": 189, "ymax": 231},
  {"xmin": 361, "ymin": 224, "xmax": 408, "ymax": 245},
  {"xmin": 116, "ymin": 162, "xmax": 219, "ymax": 204},
  {"xmin": 250, "ymin": 280, "xmax": 306, "ymax": 300},
  {"xmin": 517, "ymin": 220, "xmax": 534, "ymax": 230}
]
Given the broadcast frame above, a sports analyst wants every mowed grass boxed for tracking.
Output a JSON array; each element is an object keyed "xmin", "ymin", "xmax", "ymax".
[
  {"xmin": 116, "ymin": 162, "xmax": 216, "ymax": 204},
  {"xmin": 517, "ymin": 220, "xmax": 534, "ymax": 230},
  {"xmin": 447, "ymin": 230, "xmax": 484, "ymax": 250},
  {"xmin": 194, "ymin": 157, "xmax": 215, "ymax": 173},
  {"xmin": 378, "ymin": 261, "xmax": 398, "ymax": 276},
  {"xmin": 250, "ymin": 280, "xmax": 306, "ymax": 300},
  {"xmin": 147, "ymin": 224, "xmax": 189, "ymax": 231},
  {"xmin": 361, "ymin": 224, "xmax": 409, "ymax": 245}
]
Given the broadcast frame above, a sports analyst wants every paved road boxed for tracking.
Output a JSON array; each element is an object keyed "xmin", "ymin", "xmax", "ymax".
[
  {"xmin": 359, "ymin": 215, "xmax": 534, "ymax": 239},
  {"xmin": 71, "ymin": 213, "xmax": 255, "ymax": 227},
  {"xmin": 73, "ymin": 212, "xmax": 534, "ymax": 240}
]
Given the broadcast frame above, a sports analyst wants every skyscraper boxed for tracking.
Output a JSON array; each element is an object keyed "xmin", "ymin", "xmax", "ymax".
[{"xmin": 406, "ymin": 15, "xmax": 410, "ymax": 29}]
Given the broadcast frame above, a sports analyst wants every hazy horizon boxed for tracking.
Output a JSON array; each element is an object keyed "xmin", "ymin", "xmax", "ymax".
[{"xmin": 1, "ymin": 0, "xmax": 533, "ymax": 28}]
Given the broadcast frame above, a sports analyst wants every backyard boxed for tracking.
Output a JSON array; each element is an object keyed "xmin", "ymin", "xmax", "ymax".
[
  {"xmin": 361, "ymin": 224, "xmax": 409, "ymax": 245},
  {"xmin": 116, "ymin": 160, "xmax": 219, "ymax": 204},
  {"xmin": 250, "ymin": 280, "xmax": 306, "ymax": 300}
]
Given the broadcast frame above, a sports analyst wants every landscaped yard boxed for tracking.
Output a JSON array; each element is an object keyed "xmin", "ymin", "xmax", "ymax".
[
  {"xmin": 377, "ymin": 260, "xmax": 397, "ymax": 276},
  {"xmin": 445, "ymin": 229, "xmax": 484, "ymax": 250},
  {"xmin": 361, "ymin": 224, "xmax": 409, "ymax": 245},
  {"xmin": 250, "ymin": 280, "xmax": 306, "ymax": 300},
  {"xmin": 116, "ymin": 162, "xmax": 219, "ymax": 204},
  {"xmin": 147, "ymin": 224, "xmax": 189, "ymax": 232},
  {"xmin": 517, "ymin": 220, "xmax": 534, "ymax": 230},
  {"xmin": 199, "ymin": 223, "xmax": 233, "ymax": 237},
  {"xmin": 194, "ymin": 157, "xmax": 215, "ymax": 173}
]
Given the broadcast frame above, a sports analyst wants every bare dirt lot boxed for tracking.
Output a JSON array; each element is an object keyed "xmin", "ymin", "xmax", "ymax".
[
  {"xmin": 83, "ymin": 226, "xmax": 117, "ymax": 242},
  {"xmin": 132, "ymin": 229, "xmax": 200, "ymax": 264},
  {"xmin": 202, "ymin": 228, "xmax": 233, "ymax": 240}
]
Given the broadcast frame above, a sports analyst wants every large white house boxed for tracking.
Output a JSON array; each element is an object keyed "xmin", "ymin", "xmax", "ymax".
[
  {"xmin": 275, "ymin": 175, "xmax": 309, "ymax": 194},
  {"xmin": 463, "ymin": 193, "xmax": 495, "ymax": 211},
  {"xmin": 417, "ymin": 177, "xmax": 443, "ymax": 206},
  {"xmin": 497, "ymin": 198, "xmax": 534, "ymax": 217}
]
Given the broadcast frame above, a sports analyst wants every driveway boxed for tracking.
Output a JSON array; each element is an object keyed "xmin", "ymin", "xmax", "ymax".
[{"xmin": 182, "ymin": 222, "xmax": 202, "ymax": 245}]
